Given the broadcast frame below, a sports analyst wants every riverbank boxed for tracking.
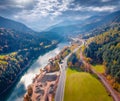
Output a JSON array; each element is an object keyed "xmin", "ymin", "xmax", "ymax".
[
  {"xmin": 23, "ymin": 43, "xmax": 73, "ymax": 101},
  {"xmin": 24, "ymin": 40, "xmax": 82, "ymax": 101},
  {"xmin": 0, "ymin": 43, "xmax": 58, "ymax": 101},
  {"xmin": 24, "ymin": 54, "xmax": 60, "ymax": 101},
  {"xmin": 24, "ymin": 60, "xmax": 60, "ymax": 101},
  {"xmin": 4, "ymin": 42, "xmax": 69, "ymax": 101}
]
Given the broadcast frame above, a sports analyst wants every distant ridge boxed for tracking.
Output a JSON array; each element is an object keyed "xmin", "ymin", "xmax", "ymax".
[
  {"xmin": 0, "ymin": 16, "xmax": 35, "ymax": 34},
  {"xmin": 47, "ymin": 10, "xmax": 120, "ymax": 36}
]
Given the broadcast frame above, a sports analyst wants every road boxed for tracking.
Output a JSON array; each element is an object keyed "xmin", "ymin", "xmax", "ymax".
[
  {"xmin": 55, "ymin": 39, "xmax": 84, "ymax": 101},
  {"xmin": 55, "ymin": 38, "xmax": 120, "ymax": 101},
  {"xmin": 80, "ymin": 43, "xmax": 120, "ymax": 101}
]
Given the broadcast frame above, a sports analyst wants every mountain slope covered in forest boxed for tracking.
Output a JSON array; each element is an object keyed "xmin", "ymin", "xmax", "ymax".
[{"xmin": 84, "ymin": 25, "xmax": 120, "ymax": 92}]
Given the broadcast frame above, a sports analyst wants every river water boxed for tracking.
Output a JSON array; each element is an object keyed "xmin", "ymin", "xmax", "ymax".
[{"xmin": 6, "ymin": 42, "xmax": 69, "ymax": 101}]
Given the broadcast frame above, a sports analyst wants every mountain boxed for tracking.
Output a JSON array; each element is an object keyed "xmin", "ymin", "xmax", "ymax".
[
  {"xmin": 0, "ymin": 27, "xmax": 60, "ymax": 97},
  {"xmin": 0, "ymin": 28, "xmax": 51, "ymax": 54},
  {"xmin": 47, "ymin": 10, "xmax": 120, "ymax": 37},
  {"xmin": 46, "ymin": 19, "xmax": 84, "ymax": 31},
  {"xmin": 81, "ymin": 10, "xmax": 120, "ymax": 32},
  {"xmin": 0, "ymin": 16, "xmax": 61, "ymax": 97},
  {"xmin": 0, "ymin": 16, "xmax": 63, "ymax": 54},
  {"xmin": 46, "ymin": 15, "xmax": 104, "ymax": 36},
  {"xmin": 47, "ymin": 15, "xmax": 103, "ymax": 31},
  {"xmin": 39, "ymin": 31, "xmax": 62, "ymax": 41},
  {"xmin": 0, "ymin": 16, "xmax": 35, "ymax": 34},
  {"xmin": 100, "ymin": 10, "xmax": 120, "ymax": 24},
  {"xmin": 47, "ymin": 25, "xmax": 81, "ymax": 37},
  {"xmin": 84, "ymin": 24, "xmax": 120, "ymax": 91},
  {"xmin": 82, "ymin": 11, "xmax": 120, "ymax": 39}
]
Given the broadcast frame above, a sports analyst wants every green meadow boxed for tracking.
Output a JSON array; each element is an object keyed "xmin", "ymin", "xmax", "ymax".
[
  {"xmin": 92, "ymin": 64, "xmax": 105, "ymax": 73},
  {"xmin": 64, "ymin": 68, "xmax": 113, "ymax": 101}
]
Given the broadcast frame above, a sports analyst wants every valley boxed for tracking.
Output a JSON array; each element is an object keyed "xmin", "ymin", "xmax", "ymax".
[
  {"xmin": 64, "ymin": 68, "xmax": 113, "ymax": 101},
  {"xmin": 0, "ymin": 3, "xmax": 120, "ymax": 101},
  {"xmin": 3, "ymin": 42, "xmax": 69, "ymax": 101},
  {"xmin": 0, "ymin": 16, "xmax": 63, "ymax": 101}
]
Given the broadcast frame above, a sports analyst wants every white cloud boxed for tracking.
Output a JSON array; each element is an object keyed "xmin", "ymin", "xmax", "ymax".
[
  {"xmin": 12, "ymin": 0, "xmax": 117, "ymax": 31},
  {"xmin": 101, "ymin": 0, "xmax": 111, "ymax": 2},
  {"xmin": 73, "ymin": 15, "xmax": 90, "ymax": 20},
  {"xmin": 14, "ymin": 0, "xmax": 74, "ymax": 22},
  {"xmin": 70, "ymin": 5, "xmax": 116, "ymax": 12},
  {"xmin": 88, "ymin": 6, "xmax": 116, "ymax": 12},
  {"xmin": 13, "ymin": 0, "xmax": 34, "ymax": 6},
  {"xmin": 12, "ymin": 0, "xmax": 75, "ymax": 31}
]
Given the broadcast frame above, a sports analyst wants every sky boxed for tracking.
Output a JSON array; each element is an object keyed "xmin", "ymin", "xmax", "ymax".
[{"xmin": 0, "ymin": 0, "xmax": 120, "ymax": 31}]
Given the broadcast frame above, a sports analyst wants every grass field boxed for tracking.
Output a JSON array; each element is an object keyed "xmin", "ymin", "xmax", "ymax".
[
  {"xmin": 64, "ymin": 68, "xmax": 113, "ymax": 101},
  {"xmin": 70, "ymin": 44, "xmax": 79, "ymax": 51},
  {"xmin": 92, "ymin": 64, "xmax": 105, "ymax": 73}
]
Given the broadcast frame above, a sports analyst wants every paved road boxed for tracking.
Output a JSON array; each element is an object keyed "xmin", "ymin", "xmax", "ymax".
[
  {"xmin": 55, "ymin": 38, "xmax": 120, "ymax": 101},
  {"xmin": 55, "ymin": 39, "xmax": 84, "ymax": 101},
  {"xmin": 80, "ymin": 44, "xmax": 120, "ymax": 101}
]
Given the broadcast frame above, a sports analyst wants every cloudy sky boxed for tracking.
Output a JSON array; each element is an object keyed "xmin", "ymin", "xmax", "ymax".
[{"xmin": 0, "ymin": 0, "xmax": 120, "ymax": 31}]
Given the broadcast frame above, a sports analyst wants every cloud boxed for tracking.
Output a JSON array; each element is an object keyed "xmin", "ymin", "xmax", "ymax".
[
  {"xmin": 69, "ymin": 4, "xmax": 116, "ymax": 13},
  {"xmin": 13, "ymin": 0, "xmax": 74, "ymax": 21},
  {"xmin": 88, "ymin": 6, "xmax": 116, "ymax": 12},
  {"xmin": 11, "ymin": 0, "xmax": 75, "ymax": 30},
  {"xmin": 101, "ymin": 0, "xmax": 111, "ymax": 2},
  {"xmin": 0, "ymin": 0, "xmax": 120, "ymax": 31}
]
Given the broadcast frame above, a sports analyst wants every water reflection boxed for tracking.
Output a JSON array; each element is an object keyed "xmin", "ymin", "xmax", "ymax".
[{"xmin": 7, "ymin": 42, "xmax": 68, "ymax": 101}]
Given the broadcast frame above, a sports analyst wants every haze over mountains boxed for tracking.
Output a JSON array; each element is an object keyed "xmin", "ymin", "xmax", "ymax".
[
  {"xmin": 0, "ymin": 2, "xmax": 120, "ymax": 100},
  {"xmin": 0, "ymin": 16, "xmax": 35, "ymax": 34},
  {"xmin": 0, "ymin": 13, "xmax": 62, "ymax": 98},
  {"xmin": 0, "ymin": 10, "xmax": 120, "ymax": 55},
  {"xmin": 0, "ymin": 11, "xmax": 120, "ymax": 37},
  {"xmin": 0, "ymin": 15, "xmax": 63, "ymax": 54},
  {"xmin": 0, "ymin": 1, "xmax": 120, "ymax": 101},
  {"xmin": 47, "ymin": 10, "xmax": 120, "ymax": 36},
  {"xmin": 1, "ymin": 0, "xmax": 120, "ymax": 31}
]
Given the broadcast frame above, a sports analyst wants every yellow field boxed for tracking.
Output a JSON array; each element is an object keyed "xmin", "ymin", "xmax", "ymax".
[
  {"xmin": 92, "ymin": 64, "xmax": 105, "ymax": 73},
  {"xmin": 64, "ymin": 68, "xmax": 113, "ymax": 101}
]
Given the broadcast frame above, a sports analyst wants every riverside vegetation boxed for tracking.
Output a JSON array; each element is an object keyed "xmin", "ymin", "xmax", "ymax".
[
  {"xmin": 24, "ymin": 44, "xmax": 73, "ymax": 101},
  {"xmin": 84, "ymin": 25, "xmax": 120, "ymax": 92},
  {"xmin": 0, "ymin": 21, "xmax": 61, "ymax": 97},
  {"xmin": 64, "ymin": 42, "xmax": 113, "ymax": 101}
]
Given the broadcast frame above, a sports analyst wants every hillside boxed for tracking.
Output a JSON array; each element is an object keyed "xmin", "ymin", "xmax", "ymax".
[
  {"xmin": 48, "ymin": 10, "xmax": 120, "ymax": 37},
  {"xmin": 84, "ymin": 25, "xmax": 120, "ymax": 92},
  {"xmin": 0, "ymin": 16, "xmax": 62, "ymax": 96},
  {"xmin": 0, "ymin": 16, "xmax": 35, "ymax": 34},
  {"xmin": 0, "ymin": 28, "xmax": 61, "ymax": 54},
  {"xmin": 0, "ymin": 28, "xmax": 58, "ymax": 96},
  {"xmin": 38, "ymin": 31, "xmax": 63, "ymax": 42},
  {"xmin": 0, "ymin": 15, "xmax": 63, "ymax": 54},
  {"xmin": 82, "ymin": 11, "xmax": 120, "ymax": 32}
]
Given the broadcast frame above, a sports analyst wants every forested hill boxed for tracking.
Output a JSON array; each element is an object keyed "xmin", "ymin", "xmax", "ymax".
[
  {"xmin": 0, "ymin": 16, "xmax": 35, "ymax": 34},
  {"xmin": 0, "ymin": 16, "xmax": 62, "ymax": 97},
  {"xmin": 0, "ymin": 28, "xmax": 45, "ymax": 54},
  {"xmin": 0, "ymin": 16, "xmax": 62, "ymax": 54},
  {"xmin": 48, "ymin": 10, "xmax": 120, "ymax": 37},
  {"xmin": 84, "ymin": 25, "xmax": 120, "ymax": 86}
]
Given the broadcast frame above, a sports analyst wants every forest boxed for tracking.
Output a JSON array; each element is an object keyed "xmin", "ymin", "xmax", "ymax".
[
  {"xmin": 84, "ymin": 25, "xmax": 120, "ymax": 91},
  {"xmin": 0, "ymin": 27, "xmax": 62, "ymax": 95}
]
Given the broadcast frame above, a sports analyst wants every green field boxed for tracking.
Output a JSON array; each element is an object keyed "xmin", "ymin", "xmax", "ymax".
[
  {"xmin": 64, "ymin": 68, "xmax": 113, "ymax": 101},
  {"xmin": 92, "ymin": 64, "xmax": 105, "ymax": 73}
]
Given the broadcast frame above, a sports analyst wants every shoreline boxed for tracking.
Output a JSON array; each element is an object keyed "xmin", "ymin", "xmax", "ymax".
[
  {"xmin": 0, "ymin": 44, "xmax": 58, "ymax": 100},
  {"xmin": 24, "ymin": 42, "xmax": 73, "ymax": 101},
  {"xmin": 24, "ymin": 56, "xmax": 60, "ymax": 101},
  {"xmin": 0, "ymin": 59, "xmax": 32, "ymax": 96}
]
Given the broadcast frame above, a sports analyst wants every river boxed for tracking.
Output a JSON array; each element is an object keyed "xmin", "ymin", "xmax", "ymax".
[{"xmin": 6, "ymin": 42, "xmax": 69, "ymax": 101}]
